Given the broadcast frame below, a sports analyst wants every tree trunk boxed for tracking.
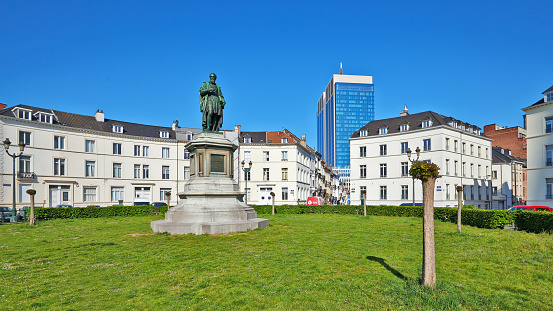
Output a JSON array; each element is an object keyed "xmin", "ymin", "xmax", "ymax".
[
  {"xmin": 30, "ymin": 194, "xmax": 35, "ymax": 226},
  {"xmin": 457, "ymin": 186, "xmax": 463, "ymax": 233},
  {"xmin": 421, "ymin": 177, "xmax": 436, "ymax": 288}
]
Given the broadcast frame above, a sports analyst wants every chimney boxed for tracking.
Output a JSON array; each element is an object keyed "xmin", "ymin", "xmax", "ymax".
[
  {"xmin": 340, "ymin": 62, "xmax": 343, "ymax": 75},
  {"xmin": 301, "ymin": 135, "xmax": 306, "ymax": 141},
  {"xmin": 172, "ymin": 120, "xmax": 179, "ymax": 130},
  {"xmin": 400, "ymin": 105, "xmax": 409, "ymax": 117},
  {"xmin": 0, "ymin": 103, "xmax": 6, "ymax": 110},
  {"xmin": 236, "ymin": 125, "xmax": 241, "ymax": 137},
  {"xmin": 95, "ymin": 109, "xmax": 104, "ymax": 122}
]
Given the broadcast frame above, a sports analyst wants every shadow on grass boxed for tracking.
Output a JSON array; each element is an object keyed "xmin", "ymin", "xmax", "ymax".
[{"xmin": 366, "ymin": 256, "xmax": 407, "ymax": 281}]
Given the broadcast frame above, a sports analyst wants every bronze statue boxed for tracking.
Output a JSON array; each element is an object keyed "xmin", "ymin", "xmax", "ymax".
[{"xmin": 199, "ymin": 73, "xmax": 226, "ymax": 132}]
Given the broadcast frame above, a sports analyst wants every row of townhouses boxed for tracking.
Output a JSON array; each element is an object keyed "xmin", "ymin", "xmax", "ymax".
[{"xmin": 0, "ymin": 104, "xmax": 341, "ymax": 208}]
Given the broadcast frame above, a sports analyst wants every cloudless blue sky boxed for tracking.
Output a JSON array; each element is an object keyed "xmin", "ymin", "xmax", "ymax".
[{"xmin": 1, "ymin": 0, "xmax": 552, "ymax": 148}]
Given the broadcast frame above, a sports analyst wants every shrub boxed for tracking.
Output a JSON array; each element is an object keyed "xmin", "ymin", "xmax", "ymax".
[
  {"xmin": 514, "ymin": 210, "xmax": 553, "ymax": 234},
  {"xmin": 34, "ymin": 205, "xmax": 168, "ymax": 220}
]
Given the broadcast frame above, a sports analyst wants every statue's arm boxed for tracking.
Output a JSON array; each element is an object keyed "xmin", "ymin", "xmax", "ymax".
[
  {"xmin": 218, "ymin": 86, "xmax": 226, "ymax": 107},
  {"xmin": 199, "ymin": 83, "xmax": 209, "ymax": 96}
]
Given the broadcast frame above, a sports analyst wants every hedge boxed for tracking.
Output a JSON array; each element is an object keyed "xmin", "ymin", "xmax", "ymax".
[
  {"xmin": 33, "ymin": 205, "xmax": 169, "ymax": 220},
  {"xmin": 514, "ymin": 210, "xmax": 553, "ymax": 234},
  {"xmin": 250, "ymin": 204, "xmax": 516, "ymax": 229}
]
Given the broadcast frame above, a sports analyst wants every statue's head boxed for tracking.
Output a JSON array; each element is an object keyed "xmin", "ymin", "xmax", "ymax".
[{"xmin": 209, "ymin": 73, "xmax": 217, "ymax": 83}]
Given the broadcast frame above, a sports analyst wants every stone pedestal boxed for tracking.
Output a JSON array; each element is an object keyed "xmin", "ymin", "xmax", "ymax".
[{"xmin": 151, "ymin": 132, "xmax": 269, "ymax": 235}]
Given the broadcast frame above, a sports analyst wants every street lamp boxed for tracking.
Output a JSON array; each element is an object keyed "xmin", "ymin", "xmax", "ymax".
[
  {"xmin": 241, "ymin": 160, "xmax": 252, "ymax": 205},
  {"xmin": 3, "ymin": 138, "xmax": 25, "ymax": 222},
  {"xmin": 406, "ymin": 147, "xmax": 421, "ymax": 207}
]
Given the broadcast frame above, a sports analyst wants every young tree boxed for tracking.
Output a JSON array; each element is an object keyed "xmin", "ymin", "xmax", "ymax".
[
  {"xmin": 456, "ymin": 185, "xmax": 463, "ymax": 233},
  {"xmin": 409, "ymin": 161, "xmax": 440, "ymax": 288}
]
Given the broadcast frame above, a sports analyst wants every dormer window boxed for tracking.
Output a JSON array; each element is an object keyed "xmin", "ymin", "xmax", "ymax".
[
  {"xmin": 281, "ymin": 137, "xmax": 288, "ymax": 143},
  {"xmin": 113, "ymin": 125, "xmax": 124, "ymax": 133},
  {"xmin": 360, "ymin": 130, "xmax": 368, "ymax": 137},
  {"xmin": 400, "ymin": 124, "xmax": 409, "ymax": 132},
  {"xmin": 448, "ymin": 121, "xmax": 457, "ymax": 128},
  {"xmin": 186, "ymin": 133, "xmax": 192, "ymax": 140},
  {"xmin": 34, "ymin": 111, "xmax": 54, "ymax": 123},
  {"xmin": 378, "ymin": 128, "xmax": 387, "ymax": 135},
  {"xmin": 546, "ymin": 93, "xmax": 553, "ymax": 102},
  {"xmin": 244, "ymin": 137, "xmax": 252, "ymax": 143},
  {"xmin": 422, "ymin": 120, "xmax": 432, "ymax": 128},
  {"xmin": 160, "ymin": 131, "xmax": 169, "ymax": 138},
  {"xmin": 12, "ymin": 107, "xmax": 32, "ymax": 120}
]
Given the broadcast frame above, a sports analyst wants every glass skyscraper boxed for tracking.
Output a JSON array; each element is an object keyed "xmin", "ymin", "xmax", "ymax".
[{"xmin": 317, "ymin": 74, "xmax": 374, "ymax": 168}]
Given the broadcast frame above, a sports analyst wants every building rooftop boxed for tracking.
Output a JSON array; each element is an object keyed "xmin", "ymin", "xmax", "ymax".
[{"xmin": 492, "ymin": 147, "xmax": 525, "ymax": 165}]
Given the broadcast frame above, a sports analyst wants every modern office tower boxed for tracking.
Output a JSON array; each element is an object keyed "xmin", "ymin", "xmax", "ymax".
[{"xmin": 316, "ymin": 73, "xmax": 374, "ymax": 169}]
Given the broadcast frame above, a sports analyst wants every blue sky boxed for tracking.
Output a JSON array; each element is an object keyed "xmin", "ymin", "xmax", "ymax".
[{"xmin": 1, "ymin": 0, "xmax": 552, "ymax": 148}]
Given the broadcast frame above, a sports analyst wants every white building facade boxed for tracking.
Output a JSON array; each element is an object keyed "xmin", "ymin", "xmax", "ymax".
[
  {"xmin": 349, "ymin": 109, "xmax": 493, "ymax": 208},
  {"xmin": 491, "ymin": 147, "xmax": 525, "ymax": 209},
  {"xmin": 0, "ymin": 105, "xmax": 193, "ymax": 208},
  {"xmin": 522, "ymin": 84, "xmax": 553, "ymax": 207}
]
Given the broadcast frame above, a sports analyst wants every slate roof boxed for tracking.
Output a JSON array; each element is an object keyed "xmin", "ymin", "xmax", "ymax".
[
  {"xmin": 351, "ymin": 110, "xmax": 482, "ymax": 138},
  {"xmin": 492, "ymin": 146, "xmax": 525, "ymax": 165},
  {"xmin": 543, "ymin": 85, "xmax": 553, "ymax": 94},
  {"xmin": 0, "ymin": 104, "xmax": 175, "ymax": 139},
  {"xmin": 240, "ymin": 131, "xmax": 267, "ymax": 143}
]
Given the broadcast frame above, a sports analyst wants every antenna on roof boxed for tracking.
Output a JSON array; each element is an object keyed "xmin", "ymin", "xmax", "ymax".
[{"xmin": 340, "ymin": 62, "xmax": 343, "ymax": 75}]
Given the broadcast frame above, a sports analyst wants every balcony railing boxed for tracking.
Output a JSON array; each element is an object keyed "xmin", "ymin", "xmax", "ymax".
[
  {"xmin": 546, "ymin": 161, "xmax": 553, "ymax": 167},
  {"xmin": 17, "ymin": 171, "xmax": 36, "ymax": 180},
  {"xmin": 546, "ymin": 195, "xmax": 553, "ymax": 200}
]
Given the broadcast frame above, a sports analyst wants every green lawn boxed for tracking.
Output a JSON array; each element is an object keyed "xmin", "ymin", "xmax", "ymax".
[{"xmin": 1, "ymin": 214, "xmax": 552, "ymax": 310}]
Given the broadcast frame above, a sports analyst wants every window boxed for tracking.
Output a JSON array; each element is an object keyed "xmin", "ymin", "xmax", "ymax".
[
  {"xmin": 470, "ymin": 163, "xmax": 474, "ymax": 177},
  {"xmin": 445, "ymin": 159, "xmax": 450, "ymax": 175},
  {"xmin": 360, "ymin": 165, "xmax": 367, "ymax": 178},
  {"xmin": 113, "ymin": 163, "xmax": 122, "ymax": 178},
  {"xmin": 86, "ymin": 161, "xmax": 95, "ymax": 177},
  {"xmin": 455, "ymin": 184, "xmax": 459, "ymax": 200},
  {"xmin": 184, "ymin": 167, "xmax": 190, "ymax": 180},
  {"xmin": 14, "ymin": 108, "xmax": 31, "ymax": 120},
  {"xmin": 422, "ymin": 120, "xmax": 431, "ymax": 128},
  {"xmin": 143, "ymin": 146, "xmax": 149, "ymax": 157},
  {"xmin": 462, "ymin": 162, "xmax": 466, "ymax": 176},
  {"xmin": 281, "ymin": 151, "xmax": 288, "ymax": 161},
  {"xmin": 263, "ymin": 151, "xmax": 269, "ymax": 161},
  {"xmin": 111, "ymin": 187, "xmax": 124, "ymax": 202},
  {"xmin": 244, "ymin": 151, "xmax": 251, "ymax": 162},
  {"xmin": 462, "ymin": 143, "xmax": 466, "ymax": 154},
  {"xmin": 143, "ymin": 165, "xmax": 149, "ymax": 179},
  {"xmin": 245, "ymin": 170, "xmax": 251, "ymax": 181},
  {"xmin": 380, "ymin": 144, "xmax": 387, "ymax": 156},
  {"xmin": 547, "ymin": 145, "xmax": 553, "ymax": 166},
  {"xmin": 134, "ymin": 145, "xmax": 141, "ymax": 156},
  {"xmin": 360, "ymin": 186, "xmax": 367, "ymax": 201},
  {"xmin": 401, "ymin": 162, "xmax": 409, "ymax": 176},
  {"xmin": 547, "ymin": 178, "xmax": 553, "ymax": 199},
  {"xmin": 401, "ymin": 185, "xmax": 408, "ymax": 200},
  {"xmin": 162, "ymin": 147, "xmax": 170, "ymax": 158},
  {"xmin": 486, "ymin": 148, "xmax": 489, "ymax": 159},
  {"xmin": 454, "ymin": 161, "xmax": 458, "ymax": 176},
  {"xmin": 134, "ymin": 164, "xmax": 141, "ymax": 179},
  {"xmin": 478, "ymin": 146, "xmax": 481, "ymax": 157},
  {"xmin": 401, "ymin": 142, "xmax": 408, "ymax": 154},
  {"xmin": 360, "ymin": 146, "xmax": 367, "ymax": 157},
  {"xmin": 423, "ymin": 139, "xmax": 431, "ymax": 151},
  {"xmin": 162, "ymin": 166, "xmax": 170, "ymax": 179},
  {"xmin": 446, "ymin": 184, "xmax": 450, "ymax": 200},
  {"xmin": 83, "ymin": 187, "xmax": 97, "ymax": 202},
  {"xmin": 184, "ymin": 149, "xmax": 190, "ymax": 159},
  {"xmin": 160, "ymin": 188, "xmax": 171, "ymax": 201},
  {"xmin": 471, "ymin": 186, "xmax": 474, "ymax": 200},
  {"xmin": 547, "ymin": 117, "xmax": 553, "ymax": 133},
  {"xmin": 445, "ymin": 138, "xmax": 450, "ymax": 150},
  {"xmin": 54, "ymin": 158, "xmax": 65, "ymax": 176},
  {"xmin": 19, "ymin": 156, "xmax": 31, "ymax": 173},
  {"xmin": 492, "ymin": 170, "xmax": 497, "ymax": 179},
  {"xmin": 478, "ymin": 165, "xmax": 481, "ymax": 178},
  {"xmin": 360, "ymin": 130, "xmax": 368, "ymax": 137},
  {"xmin": 547, "ymin": 93, "xmax": 553, "ymax": 102},
  {"xmin": 470, "ymin": 144, "xmax": 474, "ymax": 155},
  {"xmin": 281, "ymin": 137, "xmax": 288, "ymax": 143},
  {"xmin": 454, "ymin": 140, "xmax": 458, "ymax": 152},
  {"xmin": 113, "ymin": 125, "xmax": 123, "ymax": 133},
  {"xmin": 19, "ymin": 131, "xmax": 31, "ymax": 145},
  {"xmin": 85, "ymin": 140, "xmax": 95, "ymax": 152},
  {"xmin": 379, "ymin": 128, "xmax": 387, "ymax": 135},
  {"xmin": 282, "ymin": 168, "xmax": 288, "ymax": 181},
  {"xmin": 263, "ymin": 168, "xmax": 270, "ymax": 181},
  {"xmin": 380, "ymin": 186, "xmax": 387, "ymax": 200},
  {"xmin": 400, "ymin": 124, "xmax": 409, "ymax": 131},
  {"xmin": 54, "ymin": 136, "xmax": 65, "ymax": 149},
  {"xmin": 160, "ymin": 131, "xmax": 169, "ymax": 138},
  {"xmin": 113, "ymin": 143, "xmax": 122, "ymax": 155},
  {"xmin": 244, "ymin": 137, "xmax": 252, "ymax": 143},
  {"xmin": 282, "ymin": 188, "xmax": 288, "ymax": 200},
  {"xmin": 36, "ymin": 112, "xmax": 53, "ymax": 123},
  {"xmin": 492, "ymin": 187, "xmax": 498, "ymax": 196},
  {"xmin": 380, "ymin": 164, "xmax": 387, "ymax": 177}
]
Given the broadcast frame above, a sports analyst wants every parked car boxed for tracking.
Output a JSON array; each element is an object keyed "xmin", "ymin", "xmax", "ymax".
[
  {"xmin": 399, "ymin": 203, "xmax": 424, "ymax": 206},
  {"xmin": 0, "ymin": 206, "xmax": 12, "ymax": 222},
  {"xmin": 56, "ymin": 204, "xmax": 73, "ymax": 208},
  {"xmin": 509, "ymin": 205, "xmax": 552, "ymax": 212},
  {"xmin": 150, "ymin": 202, "xmax": 167, "ymax": 208}
]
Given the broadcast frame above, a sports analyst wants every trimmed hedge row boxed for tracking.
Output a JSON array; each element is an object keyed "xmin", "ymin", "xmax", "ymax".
[
  {"xmin": 514, "ymin": 210, "xmax": 553, "ymax": 234},
  {"xmin": 33, "ymin": 205, "xmax": 169, "ymax": 220},
  {"xmin": 251, "ymin": 204, "xmax": 516, "ymax": 229}
]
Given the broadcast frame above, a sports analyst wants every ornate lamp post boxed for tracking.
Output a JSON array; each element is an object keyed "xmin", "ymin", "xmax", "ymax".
[
  {"xmin": 406, "ymin": 147, "xmax": 421, "ymax": 207},
  {"xmin": 3, "ymin": 138, "xmax": 25, "ymax": 222},
  {"xmin": 241, "ymin": 160, "xmax": 252, "ymax": 205}
]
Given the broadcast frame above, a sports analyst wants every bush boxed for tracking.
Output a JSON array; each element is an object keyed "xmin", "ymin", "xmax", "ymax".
[
  {"xmin": 34, "ymin": 205, "xmax": 168, "ymax": 220},
  {"xmin": 250, "ymin": 204, "xmax": 515, "ymax": 229},
  {"xmin": 514, "ymin": 210, "xmax": 553, "ymax": 233}
]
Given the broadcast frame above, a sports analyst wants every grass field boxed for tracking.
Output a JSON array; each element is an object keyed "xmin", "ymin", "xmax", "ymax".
[{"xmin": 1, "ymin": 214, "xmax": 552, "ymax": 310}]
